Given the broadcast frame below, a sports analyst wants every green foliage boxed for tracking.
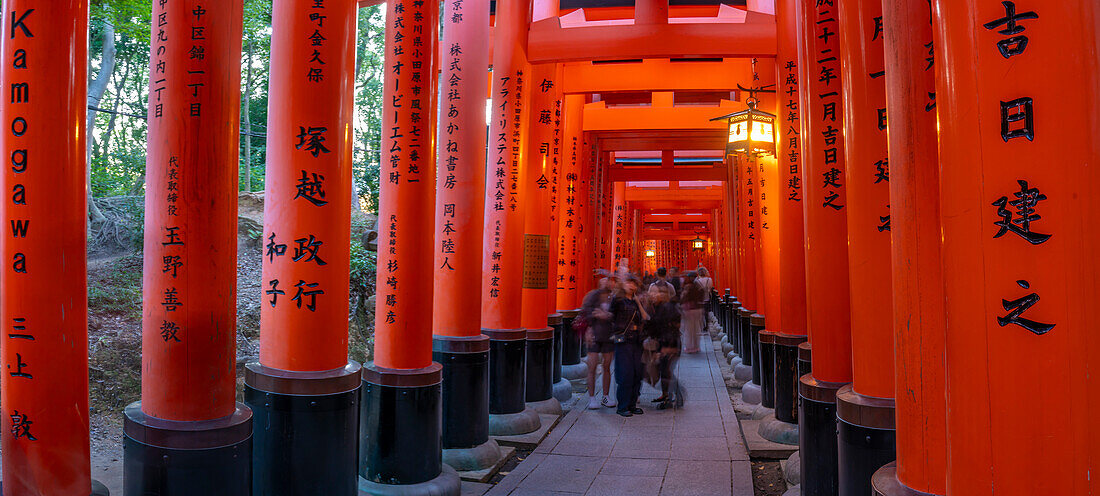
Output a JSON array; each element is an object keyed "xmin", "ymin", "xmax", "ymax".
[
  {"xmin": 350, "ymin": 239, "xmax": 377, "ymax": 293},
  {"xmin": 348, "ymin": 238, "xmax": 377, "ymax": 364}
]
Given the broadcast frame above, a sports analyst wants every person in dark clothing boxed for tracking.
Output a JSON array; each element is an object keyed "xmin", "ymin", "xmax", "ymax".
[
  {"xmin": 668, "ymin": 267, "xmax": 683, "ymax": 302},
  {"xmin": 645, "ymin": 284, "xmax": 684, "ymax": 409},
  {"xmin": 610, "ymin": 277, "xmax": 649, "ymax": 417},
  {"xmin": 649, "ymin": 267, "xmax": 676, "ymax": 299},
  {"xmin": 580, "ymin": 277, "xmax": 619, "ymax": 409}
]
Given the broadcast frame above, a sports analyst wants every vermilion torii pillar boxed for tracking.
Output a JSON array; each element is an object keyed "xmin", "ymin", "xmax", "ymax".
[
  {"xmin": 576, "ymin": 134, "xmax": 596, "ymax": 303},
  {"xmin": 364, "ymin": 0, "xmax": 459, "ymax": 492},
  {"xmin": 125, "ymin": 3, "xmax": 251, "ymax": 494},
  {"xmin": 756, "ymin": 151, "xmax": 783, "ymax": 415},
  {"xmin": 796, "ymin": 0, "xmax": 853, "ymax": 494},
  {"xmin": 933, "ymin": 1, "xmax": 1099, "ymax": 494},
  {"xmin": 836, "ymin": 0, "xmax": 896, "ymax": 493},
  {"xmin": 542, "ymin": 80, "xmax": 572, "ymax": 403},
  {"xmin": 557, "ymin": 94, "xmax": 586, "ymax": 379},
  {"xmin": 771, "ymin": 0, "xmax": 809, "ymax": 433},
  {"xmin": 521, "ymin": 63, "xmax": 564, "ymax": 415},
  {"xmin": 609, "ymin": 181, "xmax": 627, "ymax": 271},
  {"xmin": 736, "ymin": 153, "xmax": 765, "ymax": 405},
  {"xmin": 244, "ymin": 1, "xmax": 359, "ymax": 494},
  {"xmin": 872, "ymin": 1, "xmax": 947, "ymax": 494},
  {"xmin": 432, "ymin": 0, "xmax": 503, "ymax": 475},
  {"xmin": 482, "ymin": 0, "xmax": 541, "ymax": 438},
  {"xmin": 0, "ymin": 3, "xmax": 106, "ymax": 494}
]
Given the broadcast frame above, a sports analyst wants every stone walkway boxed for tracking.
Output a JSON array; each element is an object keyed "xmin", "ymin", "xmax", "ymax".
[{"xmin": 485, "ymin": 337, "xmax": 753, "ymax": 496}]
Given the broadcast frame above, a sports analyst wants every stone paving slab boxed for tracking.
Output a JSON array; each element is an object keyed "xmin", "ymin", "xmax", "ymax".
[
  {"xmin": 493, "ymin": 414, "xmax": 562, "ymax": 449},
  {"xmin": 486, "ymin": 336, "xmax": 753, "ymax": 496}
]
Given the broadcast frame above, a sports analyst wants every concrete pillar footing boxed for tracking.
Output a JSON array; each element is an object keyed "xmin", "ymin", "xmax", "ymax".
[
  {"xmin": 357, "ymin": 465, "xmax": 461, "ymax": 496},
  {"xmin": 442, "ymin": 439, "xmax": 506, "ymax": 473},
  {"xmin": 488, "ymin": 408, "xmax": 542, "ymax": 436},
  {"xmin": 760, "ymin": 415, "xmax": 799, "ymax": 445},
  {"xmin": 734, "ymin": 363, "xmax": 753, "ymax": 382},
  {"xmin": 552, "ymin": 378, "xmax": 574, "ymax": 403},
  {"xmin": 742, "ymin": 382, "xmax": 762, "ymax": 404},
  {"xmin": 562, "ymin": 363, "xmax": 588, "ymax": 381},
  {"xmin": 526, "ymin": 397, "xmax": 563, "ymax": 416}
]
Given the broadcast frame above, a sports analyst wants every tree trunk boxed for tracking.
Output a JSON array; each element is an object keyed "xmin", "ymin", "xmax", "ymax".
[
  {"xmin": 242, "ymin": 39, "xmax": 253, "ymax": 191},
  {"xmin": 95, "ymin": 56, "xmax": 132, "ymax": 161},
  {"xmin": 86, "ymin": 22, "xmax": 116, "ymax": 223}
]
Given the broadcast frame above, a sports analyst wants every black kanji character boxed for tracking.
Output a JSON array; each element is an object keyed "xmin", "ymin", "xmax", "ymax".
[
  {"xmin": 997, "ymin": 279, "xmax": 1054, "ymax": 335},
  {"xmin": 292, "ymin": 235, "xmax": 327, "ymax": 266},
  {"xmin": 160, "ymin": 320, "xmax": 181, "ymax": 342},
  {"xmin": 992, "ymin": 179, "xmax": 1051, "ymax": 245},
  {"xmin": 291, "ymin": 280, "xmax": 324, "ymax": 311},
  {"xmin": 295, "ymin": 126, "xmax": 331, "ymax": 156},
  {"xmin": 294, "ymin": 170, "xmax": 328, "ymax": 206}
]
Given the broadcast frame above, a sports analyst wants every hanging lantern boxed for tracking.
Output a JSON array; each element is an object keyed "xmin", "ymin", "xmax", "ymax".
[
  {"xmin": 712, "ymin": 97, "xmax": 777, "ymax": 156},
  {"xmin": 692, "ymin": 237, "xmax": 705, "ymax": 252},
  {"xmin": 645, "ymin": 249, "xmax": 656, "ymax": 258}
]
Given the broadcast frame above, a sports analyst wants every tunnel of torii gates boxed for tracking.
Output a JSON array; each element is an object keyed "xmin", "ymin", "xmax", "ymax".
[{"xmin": 0, "ymin": 0, "xmax": 1098, "ymax": 495}]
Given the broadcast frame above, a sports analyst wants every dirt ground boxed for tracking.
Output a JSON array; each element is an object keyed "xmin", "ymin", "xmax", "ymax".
[{"xmin": 752, "ymin": 460, "xmax": 788, "ymax": 496}]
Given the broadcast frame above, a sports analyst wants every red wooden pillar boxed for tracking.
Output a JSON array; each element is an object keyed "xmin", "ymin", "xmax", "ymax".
[
  {"xmin": 609, "ymin": 181, "xmax": 627, "ymax": 272},
  {"xmin": 364, "ymin": 0, "xmax": 458, "ymax": 491},
  {"xmin": 933, "ymin": 1, "xmax": 1100, "ymax": 494},
  {"xmin": 736, "ymin": 151, "xmax": 767, "ymax": 404},
  {"xmin": 772, "ymin": 0, "xmax": 809, "ymax": 429},
  {"xmin": 482, "ymin": 0, "xmax": 541, "ymax": 437},
  {"xmin": 597, "ymin": 152, "xmax": 613, "ymax": 273},
  {"xmin": 557, "ymin": 95, "xmax": 585, "ymax": 312},
  {"xmin": 836, "ymin": 0, "xmax": 896, "ymax": 493},
  {"xmin": 520, "ymin": 63, "xmax": 562, "ymax": 411},
  {"xmin": 872, "ymin": 0, "xmax": 947, "ymax": 494},
  {"xmin": 244, "ymin": 1, "xmax": 360, "ymax": 492},
  {"xmin": 557, "ymin": 94, "xmax": 586, "ymax": 374},
  {"xmin": 431, "ymin": 0, "xmax": 501, "ymax": 473},
  {"xmin": 125, "ymin": 1, "xmax": 250, "ymax": 493},
  {"xmin": 796, "ymin": 0, "xmax": 853, "ymax": 493},
  {"xmin": 574, "ymin": 133, "xmax": 596, "ymax": 306},
  {"xmin": 0, "ymin": 3, "xmax": 105, "ymax": 494}
]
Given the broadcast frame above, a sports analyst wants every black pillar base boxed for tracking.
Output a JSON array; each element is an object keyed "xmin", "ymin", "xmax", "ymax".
[
  {"xmin": 774, "ymin": 334, "xmax": 807, "ymax": 424},
  {"xmin": 550, "ymin": 314, "xmax": 564, "ymax": 383},
  {"xmin": 727, "ymin": 299, "xmax": 741, "ymax": 353},
  {"xmin": 749, "ymin": 313, "xmax": 765, "ymax": 386},
  {"xmin": 485, "ymin": 328, "xmax": 528, "ymax": 415},
  {"xmin": 525, "ymin": 328, "xmax": 555, "ymax": 403},
  {"xmin": 798, "ymin": 342, "xmax": 812, "ymax": 378},
  {"xmin": 837, "ymin": 385, "xmax": 896, "ymax": 496},
  {"xmin": 758, "ymin": 330, "xmax": 776, "ymax": 409},
  {"xmin": 122, "ymin": 401, "xmax": 252, "ymax": 496},
  {"xmin": 798, "ymin": 375, "xmax": 845, "ymax": 496},
  {"xmin": 716, "ymin": 299, "xmax": 727, "ymax": 335},
  {"xmin": 738, "ymin": 308, "xmax": 753, "ymax": 367},
  {"xmin": 871, "ymin": 462, "xmax": 941, "ymax": 496},
  {"xmin": 359, "ymin": 363, "xmax": 457, "ymax": 496},
  {"xmin": 0, "ymin": 480, "xmax": 110, "ymax": 495},
  {"xmin": 244, "ymin": 362, "xmax": 362, "ymax": 496},
  {"xmin": 432, "ymin": 335, "xmax": 490, "ymax": 450},
  {"xmin": 560, "ymin": 309, "xmax": 581, "ymax": 366},
  {"xmin": 485, "ymin": 328, "xmax": 540, "ymax": 436}
]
